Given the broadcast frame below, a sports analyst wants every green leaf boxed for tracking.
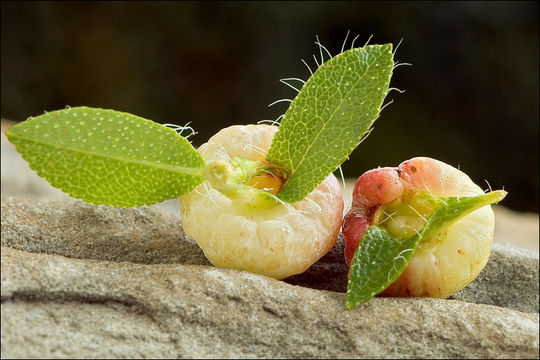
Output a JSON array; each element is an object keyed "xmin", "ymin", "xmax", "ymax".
[
  {"xmin": 346, "ymin": 190, "xmax": 507, "ymax": 309},
  {"xmin": 5, "ymin": 106, "xmax": 205, "ymax": 207},
  {"xmin": 421, "ymin": 191, "xmax": 507, "ymax": 240},
  {"xmin": 266, "ymin": 44, "xmax": 394, "ymax": 203}
]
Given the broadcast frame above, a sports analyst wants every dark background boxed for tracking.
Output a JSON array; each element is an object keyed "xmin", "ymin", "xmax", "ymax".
[{"xmin": 2, "ymin": 1, "xmax": 538, "ymax": 212}]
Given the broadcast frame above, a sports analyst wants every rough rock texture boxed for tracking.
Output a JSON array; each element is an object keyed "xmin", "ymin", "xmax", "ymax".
[
  {"xmin": 288, "ymin": 237, "xmax": 540, "ymax": 314},
  {"xmin": 1, "ymin": 169, "xmax": 539, "ymax": 358},
  {"xmin": 450, "ymin": 243, "xmax": 539, "ymax": 313},
  {"xmin": 2, "ymin": 246, "xmax": 539, "ymax": 359},
  {"xmin": 3, "ymin": 198, "xmax": 537, "ymax": 314},
  {"xmin": 1, "ymin": 198, "xmax": 210, "ymax": 266}
]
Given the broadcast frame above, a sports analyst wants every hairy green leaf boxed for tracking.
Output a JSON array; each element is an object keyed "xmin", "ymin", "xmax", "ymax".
[
  {"xmin": 346, "ymin": 190, "xmax": 507, "ymax": 309},
  {"xmin": 266, "ymin": 44, "xmax": 394, "ymax": 203},
  {"xmin": 5, "ymin": 106, "xmax": 205, "ymax": 207}
]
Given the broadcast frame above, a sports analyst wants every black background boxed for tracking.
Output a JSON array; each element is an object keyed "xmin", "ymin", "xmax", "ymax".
[{"xmin": 2, "ymin": 1, "xmax": 538, "ymax": 212}]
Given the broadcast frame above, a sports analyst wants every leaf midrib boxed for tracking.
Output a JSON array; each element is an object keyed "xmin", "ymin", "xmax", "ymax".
[
  {"xmin": 286, "ymin": 49, "xmax": 384, "ymax": 180},
  {"xmin": 8, "ymin": 131, "xmax": 205, "ymax": 177}
]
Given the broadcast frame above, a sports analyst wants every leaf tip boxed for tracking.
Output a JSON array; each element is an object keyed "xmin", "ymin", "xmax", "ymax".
[
  {"xmin": 490, "ymin": 189, "xmax": 508, "ymax": 203},
  {"xmin": 4, "ymin": 127, "xmax": 18, "ymax": 142}
]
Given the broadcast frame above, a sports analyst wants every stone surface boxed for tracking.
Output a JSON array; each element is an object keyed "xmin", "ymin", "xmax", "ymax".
[
  {"xmin": 2, "ymin": 246, "xmax": 539, "ymax": 359},
  {"xmin": 3, "ymin": 198, "xmax": 538, "ymax": 314},
  {"xmin": 2, "ymin": 118, "xmax": 539, "ymax": 358},
  {"xmin": 491, "ymin": 205, "xmax": 540, "ymax": 253},
  {"xmin": 450, "ymin": 243, "xmax": 539, "ymax": 314},
  {"xmin": 1, "ymin": 198, "xmax": 210, "ymax": 266},
  {"xmin": 288, "ymin": 237, "xmax": 540, "ymax": 314}
]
